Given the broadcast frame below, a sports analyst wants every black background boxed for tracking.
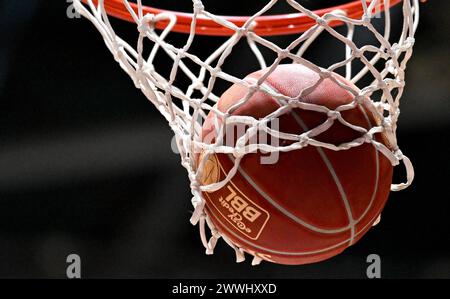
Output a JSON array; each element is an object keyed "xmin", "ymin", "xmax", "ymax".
[{"xmin": 0, "ymin": 1, "xmax": 448, "ymax": 278}]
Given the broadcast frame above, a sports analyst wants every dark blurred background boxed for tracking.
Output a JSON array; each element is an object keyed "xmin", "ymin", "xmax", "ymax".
[{"xmin": 0, "ymin": 1, "xmax": 448, "ymax": 278}]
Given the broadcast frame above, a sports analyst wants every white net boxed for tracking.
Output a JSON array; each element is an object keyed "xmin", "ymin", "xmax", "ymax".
[{"xmin": 73, "ymin": 0, "xmax": 419, "ymax": 265}]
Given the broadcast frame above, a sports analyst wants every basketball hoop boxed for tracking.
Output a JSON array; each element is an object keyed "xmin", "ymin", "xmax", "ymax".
[{"xmin": 72, "ymin": 0, "xmax": 420, "ymax": 265}]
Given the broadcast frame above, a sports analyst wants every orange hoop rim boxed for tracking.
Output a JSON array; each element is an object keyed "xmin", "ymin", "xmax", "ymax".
[{"xmin": 86, "ymin": 0, "xmax": 402, "ymax": 36}]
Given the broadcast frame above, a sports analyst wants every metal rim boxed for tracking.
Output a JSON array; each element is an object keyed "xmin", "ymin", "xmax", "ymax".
[{"xmin": 87, "ymin": 0, "xmax": 402, "ymax": 36}]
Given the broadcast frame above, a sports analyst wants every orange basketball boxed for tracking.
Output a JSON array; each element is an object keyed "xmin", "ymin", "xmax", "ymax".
[{"xmin": 199, "ymin": 64, "xmax": 393, "ymax": 265}]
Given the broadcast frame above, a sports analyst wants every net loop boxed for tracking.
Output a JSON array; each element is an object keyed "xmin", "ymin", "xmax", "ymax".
[{"xmin": 391, "ymin": 151, "xmax": 415, "ymax": 191}]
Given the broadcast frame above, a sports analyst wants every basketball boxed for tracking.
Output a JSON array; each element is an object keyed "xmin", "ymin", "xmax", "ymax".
[{"xmin": 199, "ymin": 64, "xmax": 393, "ymax": 265}]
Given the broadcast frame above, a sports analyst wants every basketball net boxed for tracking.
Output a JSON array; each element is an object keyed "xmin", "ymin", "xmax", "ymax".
[{"xmin": 72, "ymin": 0, "xmax": 419, "ymax": 265}]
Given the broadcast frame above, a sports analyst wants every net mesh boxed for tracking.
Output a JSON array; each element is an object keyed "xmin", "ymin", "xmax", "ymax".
[{"xmin": 73, "ymin": 0, "xmax": 419, "ymax": 265}]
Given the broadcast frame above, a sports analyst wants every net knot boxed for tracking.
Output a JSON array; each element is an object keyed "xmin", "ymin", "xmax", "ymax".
[
  {"xmin": 316, "ymin": 17, "xmax": 327, "ymax": 27},
  {"xmin": 298, "ymin": 134, "xmax": 309, "ymax": 147},
  {"xmin": 385, "ymin": 59, "xmax": 397, "ymax": 75},
  {"xmin": 236, "ymin": 27, "xmax": 247, "ymax": 36},
  {"xmin": 176, "ymin": 50, "xmax": 187, "ymax": 60},
  {"xmin": 213, "ymin": 66, "xmax": 222, "ymax": 75},
  {"xmin": 355, "ymin": 95, "xmax": 365, "ymax": 104},
  {"xmin": 382, "ymin": 117, "xmax": 392, "ymax": 129},
  {"xmin": 362, "ymin": 14, "xmax": 372, "ymax": 25},
  {"xmin": 233, "ymin": 150, "xmax": 244, "ymax": 160},
  {"xmin": 277, "ymin": 49, "xmax": 290, "ymax": 59},
  {"xmin": 137, "ymin": 14, "xmax": 155, "ymax": 34},
  {"xmin": 352, "ymin": 49, "xmax": 363, "ymax": 59},
  {"xmin": 377, "ymin": 80, "xmax": 388, "ymax": 90},
  {"xmin": 191, "ymin": 79, "xmax": 204, "ymax": 91},
  {"xmin": 319, "ymin": 70, "xmax": 332, "ymax": 79},
  {"xmin": 364, "ymin": 134, "xmax": 373, "ymax": 143},
  {"xmin": 248, "ymin": 84, "xmax": 260, "ymax": 95},
  {"xmin": 394, "ymin": 149, "xmax": 404, "ymax": 161},
  {"xmin": 327, "ymin": 110, "xmax": 340, "ymax": 120},
  {"xmin": 162, "ymin": 82, "xmax": 172, "ymax": 92}
]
